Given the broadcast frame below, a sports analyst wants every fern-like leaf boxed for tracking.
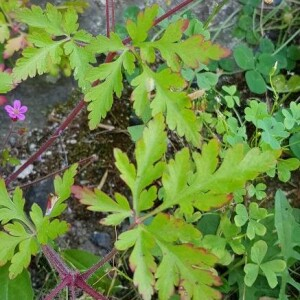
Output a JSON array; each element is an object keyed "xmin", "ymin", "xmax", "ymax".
[{"xmin": 13, "ymin": 33, "xmax": 64, "ymax": 81}]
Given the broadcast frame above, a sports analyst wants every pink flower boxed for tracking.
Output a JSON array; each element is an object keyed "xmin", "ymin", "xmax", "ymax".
[{"xmin": 5, "ymin": 99, "xmax": 28, "ymax": 121}]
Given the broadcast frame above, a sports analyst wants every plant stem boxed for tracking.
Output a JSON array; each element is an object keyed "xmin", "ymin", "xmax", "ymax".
[
  {"xmin": 1, "ymin": 121, "xmax": 14, "ymax": 150},
  {"xmin": 272, "ymin": 28, "xmax": 300, "ymax": 56},
  {"xmin": 8, "ymin": 154, "xmax": 98, "ymax": 192},
  {"xmin": 44, "ymin": 276, "xmax": 70, "ymax": 300},
  {"xmin": 105, "ymin": 0, "xmax": 115, "ymax": 37},
  {"xmin": 82, "ymin": 248, "xmax": 118, "ymax": 280},
  {"xmin": 204, "ymin": 0, "xmax": 229, "ymax": 29},
  {"xmin": 75, "ymin": 277, "xmax": 108, "ymax": 300},
  {"xmin": 212, "ymin": 8, "xmax": 240, "ymax": 42},
  {"xmin": 42, "ymin": 245, "xmax": 71, "ymax": 276}
]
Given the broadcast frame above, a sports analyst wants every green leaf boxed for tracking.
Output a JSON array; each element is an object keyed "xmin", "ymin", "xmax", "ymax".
[
  {"xmin": 85, "ymin": 51, "xmax": 135, "ymax": 129},
  {"xmin": 290, "ymin": 132, "xmax": 300, "ymax": 159},
  {"xmin": 260, "ymin": 259, "xmax": 286, "ymax": 288},
  {"xmin": 128, "ymin": 227, "xmax": 157, "ymax": 300},
  {"xmin": 196, "ymin": 72, "xmax": 219, "ymax": 90},
  {"xmin": 16, "ymin": 4, "xmax": 64, "ymax": 36},
  {"xmin": 50, "ymin": 164, "xmax": 78, "ymax": 217},
  {"xmin": 0, "ymin": 12, "xmax": 10, "ymax": 43},
  {"xmin": 30, "ymin": 204, "xmax": 69, "ymax": 244},
  {"xmin": 62, "ymin": 7, "xmax": 79, "ymax": 34},
  {"xmin": 256, "ymin": 53, "xmax": 276, "ymax": 76},
  {"xmin": 0, "ymin": 264, "xmax": 33, "ymax": 299},
  {"xmin": 118, "ymin": 216, "xmax": 221, "ymax": 300},
  {"xmin": 0, "ymin": 180, "xmax": 30, "ymax": 227},
  {"xmin": 0, "ymin": 223, "xmax": 38, "ymax": 279},
  {"xmin": 162, "ymin": 140, "xmax": 276, "ymax": 212},
  {"xmin": 72, "ymin": 186, "xmax": 132, "ymax": 226},
  {"xmin": 162, "ymin": 148, "xmax": 192, "ymax": 209},
  {"xmin": 247, "ymin": 183, "xmax": 267, "ymax": 200},
  {"xmin": 257, "ymin": 117, "xmax": 289, "ymax": 149},
  {"xmin": 275, "ymin": 190, "xmax": 300, "ymax": 261},
  {"xmin": 114, "ymin": 149, "xmax": 136, "ymax": 191},
  {"xmin": 244, "ymin": 263, "xmax": 259, "ymax": 287},
  {"xmin": 13, "ymin": 33, "xmax": 65, "ymax": 81},
  {"xmin": 149, "ymin": 67, "xmax": 201, "ymax": 146},
  {"xmin": 249, "ymin": 202, "xmax": 267, "ymax": 220},
  {"xmin": 282, "ymin": 102, "xmax": 300, "ymax": 130},
  {"xmin": 87, "ymin": 32, "xmax": 126, "ymax": 54},
  {"xmin": 133, "ymin": 114, "xmax": 167, "ymax": 212},
  {"xmin": 221, "ymin": 218, "xmax": 245, "ymax": 254},
  {"xmin": 126, "ymin": 5, "xmax": 159, "ymax": 43},
  {"xmin": 127, "ymin": 124, "xmax": 145, "ymax": 142},
  {"xmin": 0, "ymin": 72, "xmax": 13, "ymax": 93},
  {"xmin": 233, "ymin": 44, "xmax": 255, "ymax": 70},
  {"xmin": 245, "ymin": 70, "xmax": 267, "ymax": 94},
  {"xmin": 234, "ymin": 204, "xmax": 248, "ymax": 226},
  {"xmin": 244, "ymin": 100, "xmax": 269, "ymax": 126},
  {"xmin": 200, "ymin": 235, "xmax": 233, "ymax": 265},
  {"xmin": 259, "ymin": 38, "xmax": 274, "ymax": 53},
  {"xmin": 277, "ymin": 158, "xmax": 300, "ymax": 182},
  {"xmin": 64, "ymin": 41, "xmax": 95, "ymax": 90},
  {"xmin": 142, "ymin": 20, "xmax": 229, "ymax": 72}
]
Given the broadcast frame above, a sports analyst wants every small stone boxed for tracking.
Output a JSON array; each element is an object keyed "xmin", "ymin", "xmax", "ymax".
[
  {"xmin": 15, "ymin": 160, "xmax": 34, "ymax": 179},
  {"xmin": 90, "ymin": 231, "xmax": 112, "ymax": 250}
]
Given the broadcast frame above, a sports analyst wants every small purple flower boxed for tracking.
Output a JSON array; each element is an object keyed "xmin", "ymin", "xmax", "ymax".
[{"xmin": 5, "ymin": 99, "xmax": 28, "ymax": 121}]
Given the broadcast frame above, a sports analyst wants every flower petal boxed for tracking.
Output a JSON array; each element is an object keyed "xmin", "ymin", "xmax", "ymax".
[
  {"xmin": 19, "ymin": 106, "xmax": 28, "ymax": 113},
  {"xmin": 18, "ymin": 113, "xmax": 25, "ymax": 121},
  {"xmin": 4, "ymin": 105, "xmax": 14, "ymax": 113},
  {"xmin": 13, "ymin": 100, "xmax": 21, "ymax": 109},
  {"xmin": 8, "ymin": 112, "xmax": 17, "ymax": 118}
]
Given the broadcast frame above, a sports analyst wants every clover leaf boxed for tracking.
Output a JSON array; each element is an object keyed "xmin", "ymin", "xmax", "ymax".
[{"xmin": 244, "ymin": 240, "xmax": 286, "ymax": 288}]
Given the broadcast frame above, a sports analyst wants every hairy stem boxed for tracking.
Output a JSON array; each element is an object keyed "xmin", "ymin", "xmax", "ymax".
[
  {"xmin": 8, "ymin": 154, "xmax": 98, "ymax": 192},
  {"xmin": 76, "ymin": 277, "xmax": 108, "ymax": 300},
  {"xmin": 42, "ymin": 245, "xmax": 71, "ymax": 276},
  {"xmin": 82, "ymin": 248, "xmax": 118, "ymax": 280},
  {"xmin": 44, "ymin": 276, "xmax": 70, "ymax": 300}
]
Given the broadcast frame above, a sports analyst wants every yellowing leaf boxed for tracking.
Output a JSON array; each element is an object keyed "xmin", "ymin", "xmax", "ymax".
[
  {"xmin": 3, "ymin": 35, "xmax": 27, "ymax": 59},
  {"xmin": 129, "ymin": 228, "xmax": 157, "ymax": 300}
]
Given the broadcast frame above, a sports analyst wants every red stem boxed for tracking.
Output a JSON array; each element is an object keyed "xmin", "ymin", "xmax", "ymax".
[
  {"xmin": 82, "ymin": 248, "xmax": 118, "ymax": 280},
  {"xmin": 42, "ymin": 245, "xmax": 71, "ymax": 276},
  {"xmin": 76, "ymin": 277, "xmax": 108, "ymax": 300},
  {"xmin": 105, "ymin": 0, "xmax": 110, "ymax": 37},
  {"xmin": 43, "ymin": 276, "xmax": 70, "ymax": 300}
]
